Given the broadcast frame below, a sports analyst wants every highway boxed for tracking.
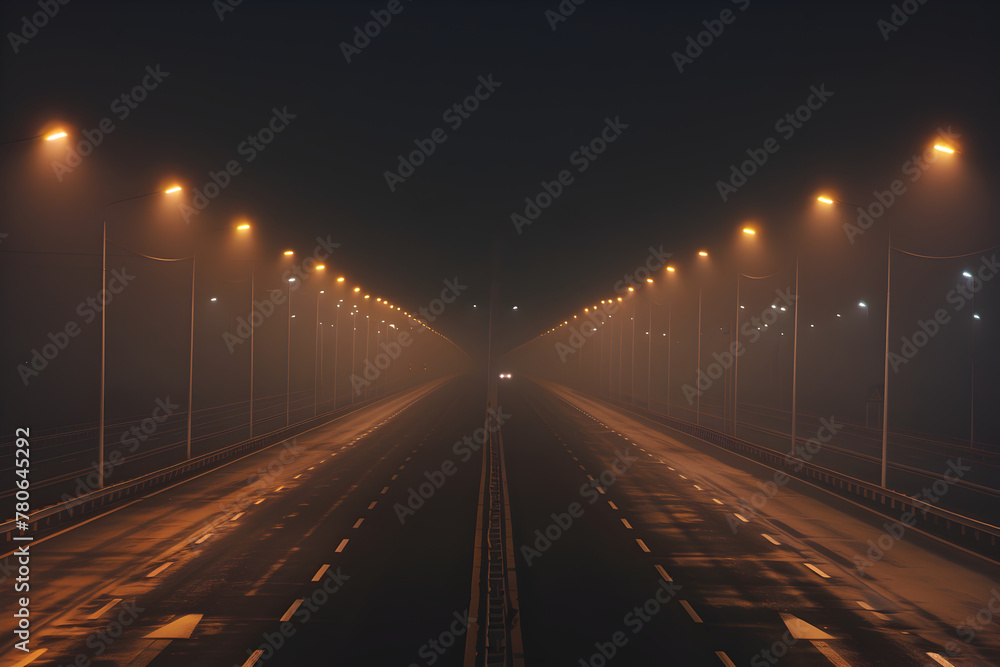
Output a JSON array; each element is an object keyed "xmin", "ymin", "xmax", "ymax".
[{"xmin": 2, "ymin": 375, "xmax": 998, "ymax": 666}]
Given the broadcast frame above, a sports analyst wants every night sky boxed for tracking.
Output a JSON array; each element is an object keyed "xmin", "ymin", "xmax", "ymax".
[{"xmin": 3, "ymin": 0, "xmax": 999, "ymax": 436}]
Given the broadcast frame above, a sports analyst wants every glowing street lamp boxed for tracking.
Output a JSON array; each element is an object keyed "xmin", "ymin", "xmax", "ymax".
[{"xmin": 933, "ymin": 144, "xmax": 955, "ymax": 154}]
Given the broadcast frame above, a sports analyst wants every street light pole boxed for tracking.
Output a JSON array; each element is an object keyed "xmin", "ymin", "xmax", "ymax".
[
  {"xmin": 880, "ymin": 236, "xmax": 891, "ymax": 488},
  {"xmin": 696, "ymin": 286, "xmax": 702, "ymax": 425},
  {"xmin": 249, "ymin": 264, "xmax": 254, "ymax": 437},
  {"xmin": 286, "ymin": 279, "xmax": 293, "ymax": 427},
  {"xmin": 791, "ymin": 253, "xmax": 800, "ymax": 460},
  {"xmin": 185, "ymin": 255, "xmax": 196, "ymax": 461}
]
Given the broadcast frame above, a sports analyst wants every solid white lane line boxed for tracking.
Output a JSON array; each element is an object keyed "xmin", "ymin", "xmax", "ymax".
[
  {"xmin": 715, "ymin": 651, "xmax": 736, "ymax": 667},
  {"xmin": 636, "ymin": 539, "xmax": 651, "ymax": 553},
  {"xmin": 88, "ymin": 598, "xmax": 123, "ymax": 619},
  {"xmin": 926, "ymin": 653, "xmax": 956, "ymax": 667},
  {"xmin": 762, "ymin": 534, "xmax": 781, "ymax": 546},
  {"xmin": 733, "ymin": 513, "xmax": 749, "ymax": 523},
  {"xmin": 312, "ymin": 564, "xmax": 330, "ymax": 582},
  {"xmin": 621, "ymin": 519, "xmax": 633, "ymax": 530},
  {"xmin": 240, "ymin": 650, "xmax": 265, "ymax": 667},
  {"xmin": 679, "ymin": 600, "xmax": 703, "ymax": 623},
  {"xmin": 380, "ymin": 486, "xmax": 388, "ymax": 494},
  {"xmin": 368, "ymin": 501, "xmax": 378, "ymax": 509},
  {"xmin": 231, "ymin": 512, "xmax": 244, "ymax": 521},
  {"xmin": 195, "ymin": 534, "xmax": 212, "ymax": 545},
  {"xmin": 146, "ymin": 562, "xmax": 174, "ymax": 578},
  {"xmin": 336, "ymin": 538, "xmax": 349, "ymax": 552},
  {"xmin": 804, "ymin": 563, "xmax": 831, "ymax": 579},
  {"xmin": 713, "ymin": 498, "xmax": 724, "ymax": 505},
  {"xmin": 353, "ymin": 518, "xmax": 364, "ymax": 528},
  {"xmin": 654, "ymin": 565, "xmax": 672, "ymax": 582},
  {"xmin": 280, "ymin": 599, "xmax": 304, "ymax": 622},
  {"xmin": 608, "ymin": 501, "xmax": 618, "ymax": 510}
]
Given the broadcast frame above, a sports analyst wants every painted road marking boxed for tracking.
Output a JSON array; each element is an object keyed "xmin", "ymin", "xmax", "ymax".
[
  {"xmin": 926, "ymin": 653, "xmax": 956, "ymax": 667},
  {"xmin": 733, "ymin": 513, "xmax": 749, "ymax": 523},
  {"xmin": 146, "ymin": 562, "xmax": 174, "ymax": 578},
  {"xmin": 762, "ymin": 534, "xmax": 781, "ymax": 546},
  {"xmin": 312, "ymin": 564, "xmax": 330, "ymax": 582},
  {"xmin": 621, "ymin": 519, "xmax": 633, "ymax": 530},
  {"xmin": 368, "ymin": 501, "xmax": 378, "ymax": 509},
  {"xmin": 381, "ymin": 486, "xmax": 389, "ymax": 494},
  {"xmin": 88, "ymin": 598, "xmax": 123, "ymax": 620},
  {"xmin": 280, "ymin": 600, "xmax": 304, "ymax": 622},
  {"xmin": 654, "ymin": 565, "xmax": 672, "ymax": 582},
  {"xmin": 856, "ymin": 600, "xmax": 891, "ymax": 621},
  {"xmin": 636, "ymin": 539, "xmax": 651, "ymax": 553},
  {"xmin": 679, "ymin": 600, "xmax": 703, "ymax": 623},
  {"xmin": 254, "ymin": 499, "xmax": 265, "ymax": 505},
  {"xmin": 231, "ymin": 512, "xmax": 244, "ymax": 521},
  {"xmin": 240, "ymin": 650, "xmax": 265, "ymax": 667},
  {"xmin": 608, "ymin": 501, "xmax": 618, "ymax": 510},
  {"xmin": 353, "ymin": 518, "xmax": 364, "ymax": 528},
  {"xmin": 195, "ymin": 534, "xmax": 212, "ymax": 545},
  {"xmin": 336, "ymin": 539, "xmax": 349, "ymax": 552},
  {"xmin": 715, "ymin": 651, "xmax": 736, "ymax": 667},
  {"xmin": 805, "ymin": 563, "xmax": 831, "ymax": 579},
  {"xmin": 713, "ymin": 498, "xmax": 724, "ymax": 505}
]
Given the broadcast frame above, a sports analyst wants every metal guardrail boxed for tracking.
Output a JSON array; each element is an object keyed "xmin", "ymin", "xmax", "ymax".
[
  {"xmin": 1, "ymin": 385, "xmax": 432, "ymax": 544},
  {"xmin": 562, "ymin": 386, "xmax": 1000, "ymax": 563}
]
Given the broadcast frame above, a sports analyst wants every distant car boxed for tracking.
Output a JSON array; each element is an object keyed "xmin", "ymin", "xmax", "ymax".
[{"xmin": 498, "ymin": 372, "xmax": 513, "ymax": 379}]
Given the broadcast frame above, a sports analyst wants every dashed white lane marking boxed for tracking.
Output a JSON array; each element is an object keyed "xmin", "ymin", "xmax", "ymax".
[
  {"xmin": 399, "ymin": 465, "xmax": 405, "ymax": 470},
  {"xmin": 336, "ymin": 539, "xmax": 349, "ymax": 553},
  {"xmin": 762, "ymin": 534, "xmax": 781, "ymax": 546},
  {"xmin": 88, "ymin": 598, "xmax": 123, "ymax": 619},
  {"xmin": 240, "ymin": 649, "xmax": 265, "ymax": 667},
  {"xmin": 572, "ymin": 457, "xmax": 579, "ymax": 461},
  {"xmin": 380, "ymin": 486, "xmax": 389, "ymax": 494},
  {"xmin": 587, "ymin": 474, "xmax": 594, "ymax": 480},
  {"xmin": 679, "ymin": 474, "xmax": 687, "ymax": 479},
  {"xmin": 712, "ymin": 498, "xmax": 724, "ymax": 505},
  {"xmin": 733, "ymin": 513, "xmax": 749, "ymax": 523},
  {"xmin": 195, "ymin": 534, "xmax": 212, "ymax": 545},
  {"xmin": 578, "ymin": 464, "xmax": 586, "ymax": 470},
  {"xmin": 254, "ymin": 498, "xmax": 265, "ymax": 505},
  {"xmin": 146, "ymin": 562, "xmax": 173, "ymax": 578},
  {"xmin": 813, "ymin": 641, "xmax": 852, "ymax": 667},
  {"xmin": 293, "ymin": 474, "xmax": 302, "ymax": 479},
  {"xmin": 856, "ymin": 600, "xmax": 891, "ymax": 621},
  {"xmin": 280, "ymin": 599, "xmax": 304, "ymax": 622},
  {"xmin": 405, "ymin": 457, "xmax": 411, "ymax": 461},
  {"xmin": 391, "ymin": 474, "xmax": 398, "ymax": 480},
  {"xmin": 715, "ymin": 651, "xmax": 736, "ymax": 667},
  {"xmin": 368, "ymin": 501, "xmax": 378, "ymax": 510},
  {"xmin": 679, "ymin": 600, "xmax": 703, "ymax": 623},
  {"xmin": 307, "ymin": 467, "xmax": 315, "ymax": 470},
  {"xmin": 804, "ymin": 563, "xmax": 831, "ymax": 579},
  {"xmin": 654, "ymin": 565, "xmax": 672, "ymax": 582},
  {"xmin": 608, "ymin": 501, "xmax": 618, "ymax": 510},
  {"xmin": 231, "ymin": 512, "xmax": 244, "ymax": 521},
  {"xmin": 693, "ymin": 484, "xmax": 703, "ymax": 491},
  {"xmin": 621, "ymin": 519, "xmax": 633, "ymax": 530},
  {"xmin": 596, "ymin": 487, "xmax": 606, "ymax": 495},
  {"xmin": 926, "ymin": 652, "xmax": 956, "ymax": 667},
  {"xmin": 353, "ymin": 518, "xmax": 364, "ymax": 528},
  {"xmin": 275, "ymin": 486, "xmax": 285, "ymax": 492},
  {"xmin": 636, "ymin": 539, "xmax": 651, "ymax": 553},
  {"xmin": 667, "ymin": 466, "xmax": 675, "ymax": 471},
  {"xmin": 311, "ymin": 564, "xmax": 330, "ymax": 582}
]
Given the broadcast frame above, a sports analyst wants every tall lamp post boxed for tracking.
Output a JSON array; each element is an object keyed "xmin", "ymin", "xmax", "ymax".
[{"xmin": 98, "ymin": 185, "xmax": 182, "ymax": 489}]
